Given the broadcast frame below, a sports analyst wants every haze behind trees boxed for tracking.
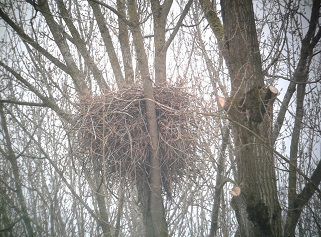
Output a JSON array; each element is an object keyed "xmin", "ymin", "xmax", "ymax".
[{"xmin": 0, "ymin": 0, "xmax": 320, "ymax": 236}]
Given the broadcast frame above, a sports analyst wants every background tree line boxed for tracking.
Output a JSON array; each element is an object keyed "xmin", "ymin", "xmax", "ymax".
[{"xmin": 0, "ymin": 0, "xmax": 320, "ymax": 236}]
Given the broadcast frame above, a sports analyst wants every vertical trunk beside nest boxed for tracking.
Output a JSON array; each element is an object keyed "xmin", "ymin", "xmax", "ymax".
[
  {"xmin": 142, "ymin": 84, "xmax": 169, "ymax": 237},
  {"xmin": 128, "ymin": 0, "xmax": 169, "ymax": 236},
  {"xmin": 232, "ymin": 113, "xmax": 281, "ymax": 237},
  {"xmin": 136, "ymin": 169, "xmax": 154, "ymax": 237},
  {"xmin": 220, "ymin": 86, "xmax": 280, "ymax": 237},
  {"xmin": 220, "ymin": 0, "xmax": 282, "ymax": 236}
]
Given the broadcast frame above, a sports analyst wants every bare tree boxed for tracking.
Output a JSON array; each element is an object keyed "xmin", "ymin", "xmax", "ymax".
[
  {"xmin": 201, "ymin": 0, "xmax": 321, "ymax": 236},
  {"xmin": 1, "ymin": 0, "xmax": 320, "ymax": 236}
]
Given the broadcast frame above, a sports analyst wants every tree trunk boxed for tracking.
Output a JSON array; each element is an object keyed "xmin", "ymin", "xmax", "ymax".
[
  {"xmin": 56, "ymin": 0, "xmax": 109, "ymax": 91},
  {"xmin": 38, "ymin": 0, "xmax": 89, "ymax": 95},
  {"xmin": 209, "ymin": 127, "xmax": 229, "ymax": 237},
  {"xmin": 284, "ymin": 159, "xmax": 321, "ymax": 236},
  {"xmin": 128, "ymin": 0, "xmax": 169, "ymax": 236},
  {"xmin": 220, "ymin": 1, "xmax": 282, "ymax": 236},
  {"xmin": 150, "ymin": 0, "xmax": 172, "ymax": 85},
  {"xmin": 117, "ymin": 0, "xmax": 134, "ymax": 83},
  {"xmin": 88, "ymin": 0, "xmax": 125, "ymax": 88},
  {"xmin": 94, "ymin": 176, "xmax": 112, "ymax": 237}
]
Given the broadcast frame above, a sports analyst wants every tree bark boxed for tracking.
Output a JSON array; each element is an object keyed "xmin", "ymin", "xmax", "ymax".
[
  {"xmin": 128, "ymin": 0, "xmax": 168, "ymax": 236},
  {"xmin": 284, "ymin": 160, "xmax": 321, "ymax": 236},
  {"xmin": 150, "ymin": 0, "xmax": 172, "ymax": 85},
  {"xmin": 56, "ymin": 0, "xmax": 109, "ymax": 91},
  {"xmin": 117, "ymin": 0, "xmax": 134, "ymax": 83},
  {"xmin": 202, "ymin": 1, "xmax": 321, "ymax": 234},
  {"xmin": 88, "ymin": 0, "xmax": 125, "ymax": 87},
  {"xmin": 287, "ymin": 82, "xmax": 306, "ymax": 233},
  {"xmin": 38, "ymin": 0, "xmax": 89, "ymax": 95},
  {"xmin": 209, "ymin": 127, "xmax": 229, "ymax": 237},
  {"xmin": 204, "ymin": 0, "xmax": 283, "ymax": 235},
  {"xmin": 94, "ymin": 175, "xmax": 112, "ymax": 237}
]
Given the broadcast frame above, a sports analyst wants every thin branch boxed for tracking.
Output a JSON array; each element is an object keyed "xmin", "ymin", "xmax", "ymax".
[
  {"xmin": 0, "ymin": 61, "xmax": 71, "ymax": 122},
  {"xmin": 37, "ymin": 0, "xmax": 88, "ymax": 94},
  {"xmin": 272, "ymin": 0, "xmax": 321, "ymax": 143},
  {"xmin": 88, "ymin": 0, "xmax": 125, "ymax": 86},
  {"xmin": 56, "ymin": 0, "xmax": 109, "ymax": 91},
  {"xmin": 87, "ymin": 0, "xmax": 134, "ymax": 26},
  {"xmin": 0, "ymin": 99, "xmax": 46, "ymax": 107},
  {"xmin": 165, "ymin": 0, "xmax": 193, "ymax": 50},
  {"xmin": 266, "ymin": 73, "xmax": 321, "ymax": 84},
  {"xmin": 0, "ymin": 8, "xmax": 68, "ymax": 73}
]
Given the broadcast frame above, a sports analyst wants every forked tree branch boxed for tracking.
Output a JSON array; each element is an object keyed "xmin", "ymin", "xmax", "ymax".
[
  {"xmin": 0, "ymin": 61, "xmax": 70, "ymax": 121},
  {"xmin": 273, "ymin": 0, "xmax": 321, "ymax": 143},
  {"xmin": 87, "ymin": 0, "xmax": 134, "ymax": 26},
  {"xmin": 0, "ymin": 8, "xmax": 68, "ymax": 73}
]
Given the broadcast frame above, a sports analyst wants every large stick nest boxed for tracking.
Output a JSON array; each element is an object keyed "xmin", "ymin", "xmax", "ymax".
[{"xmin": 75, "ymin": 86, "xmax": 199, "ymax": 193}]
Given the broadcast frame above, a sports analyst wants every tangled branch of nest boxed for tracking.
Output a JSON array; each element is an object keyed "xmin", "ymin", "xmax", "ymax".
[{"xmin": 75, "ymin": 86, "xmax": 199, "ymax": 196}]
